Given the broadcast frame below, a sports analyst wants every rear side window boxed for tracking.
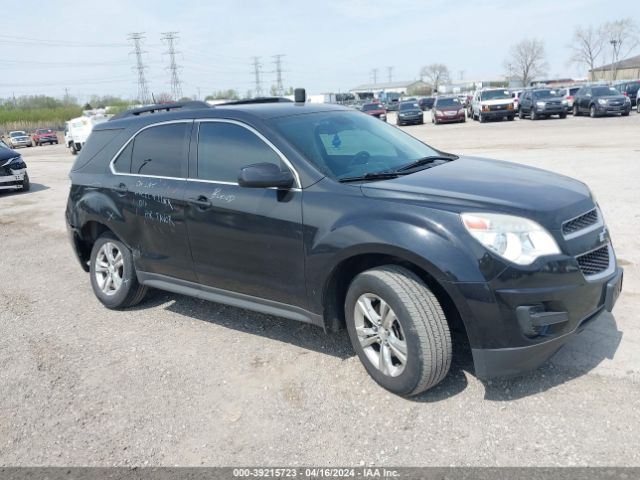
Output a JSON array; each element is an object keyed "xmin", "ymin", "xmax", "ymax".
[
  {"xmin": 121, "ymin": 123, "xmax": 190, "ymax": 177},
  {"xmin": 196, "ymin": 122, "xmax": 284, "ymax": 183},
  {"xmin": 71, "ymin": 128, "xmax": 123, "ymax": 172}
]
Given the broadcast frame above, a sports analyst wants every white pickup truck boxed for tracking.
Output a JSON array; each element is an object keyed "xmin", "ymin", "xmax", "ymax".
[{"xmin": 65, "ymin": 113, "xmax": 110, "ymax": 155}]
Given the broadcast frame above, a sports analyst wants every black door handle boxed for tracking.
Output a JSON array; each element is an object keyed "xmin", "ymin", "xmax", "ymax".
[
  {"xmin": 188, "ymin": 195, "xmax": 212, "ymax": 209},
  {"xmin": 114, "ymin": 182, "xmax": 128, "ymax": 193}
]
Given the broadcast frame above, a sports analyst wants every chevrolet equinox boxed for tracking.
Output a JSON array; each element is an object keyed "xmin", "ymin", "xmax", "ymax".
[{"xmin": 66, "ymin": 92, "xmax": 623, "ymax": 396}]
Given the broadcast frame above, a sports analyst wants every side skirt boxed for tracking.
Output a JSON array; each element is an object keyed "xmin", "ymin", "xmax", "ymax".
[{"xmin": 137, "ymin": 271, "xmax": 324, "ymax": 327}]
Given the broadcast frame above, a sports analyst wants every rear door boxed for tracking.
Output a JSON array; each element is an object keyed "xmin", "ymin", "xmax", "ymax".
[
  {"xmin": 111, "ymin": 120, "xmax": 196, "ymax": 281},
  {"xmin": 183, "ymin": 119, "xmax": 306, "ymax": 307}
]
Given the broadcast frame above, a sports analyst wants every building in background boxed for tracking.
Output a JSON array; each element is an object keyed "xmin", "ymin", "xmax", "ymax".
[
  {"xmin": 350, "ymin": 80, "xmax": 429, "ymax": 97},
  {"xmin": 590, "ymin": 55, "xmax": 640, "ymax": 81}
]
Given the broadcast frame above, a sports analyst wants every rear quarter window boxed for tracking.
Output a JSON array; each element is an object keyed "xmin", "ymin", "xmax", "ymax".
[{"xmin": 71, "ymin": 129, "xmax": 124, "ymax": 172}]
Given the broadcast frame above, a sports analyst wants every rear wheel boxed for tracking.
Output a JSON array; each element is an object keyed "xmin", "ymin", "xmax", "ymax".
[
  {"xmin": 559, "ymin": 113, "xmax": 567, "ymax": 119},
  {"xmin": 71, "ymin": 143, "xmax": 78, "ymax": 155},
  {"xmin": 345, "ymin": 265, "xmax": 452, "ymax": 396},
  {"xmin": 507, "ymin": 115, "xmax": 514, "ymax": 121},
  {"xmin": 89, "ymin": 233, "xmax": 147, "ymax": 309},
  {"xmin": 519, "ymin": 109, "xmax": 524, "ymax": 119}
]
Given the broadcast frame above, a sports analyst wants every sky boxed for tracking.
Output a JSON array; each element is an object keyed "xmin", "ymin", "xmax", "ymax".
[{"xmin": 0, "ymin": 0, "xmax": 637, "ymax": 102}]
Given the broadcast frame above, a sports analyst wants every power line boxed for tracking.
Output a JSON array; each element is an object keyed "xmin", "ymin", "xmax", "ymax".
[
  {"xmin": 161, "ymin": 32, "xmax": 182, "ymax": 100},
  {"xmin": 272, "ymin": 54, "xmax": 285, "ymax": 96},
  {"xmin": 128, "ymin": 32, "xmax": 150, "ymax": 105},
  {"xmin": 0, "ymin": 35, "xmax": 128, "ymax": 48},
  {"xmin": 252, "ymin": 57, "xmax": 263, "ymax": 97}
]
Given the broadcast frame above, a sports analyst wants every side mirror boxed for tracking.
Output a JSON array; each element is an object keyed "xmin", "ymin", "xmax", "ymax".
[{"xmin": 238, "ymin": 163, "xmax": 294, "ymax": 189}]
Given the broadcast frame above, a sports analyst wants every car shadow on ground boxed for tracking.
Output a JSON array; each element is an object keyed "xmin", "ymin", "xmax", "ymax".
[
  {"xmin": 140, "ymin": 289, "xmax": 623, "ymax": 402},
  {"xmin": 0, "ymin": 183, "xmax": 49, "ymax": 195}
]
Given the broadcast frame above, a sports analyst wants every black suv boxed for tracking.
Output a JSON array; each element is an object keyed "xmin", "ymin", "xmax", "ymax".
[
  {"xmin": 518, "ymin": 88, "xmax": 567, "ymax": 120},
  {"xmin": 573, "ymin": 85, "xmax": 631, "ymax": 117},
  {"xmin": 66, "ymin": 95, "xmax": 623, "ymax": 396}
]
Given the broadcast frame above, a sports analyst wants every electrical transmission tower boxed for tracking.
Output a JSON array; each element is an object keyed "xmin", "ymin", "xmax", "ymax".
[
  {"xmin": 272, "ymin": 54, "xmax": 285, "ymax": 96},
  {"xmin": 128, "ymin": 32, "xmax": 150, "ymax": 104},
  {"xmin": 371, "ymin": 68, "xmax": 378, "ymax": 84},
  {"xmin": 252, "ymin": 57, "xmax": 263, "ymax": 97},
  {"xmin": 387, "ymin": 66, "xmax": 393, "ymax": 83},
  {"xmin": 161, "ymin": 32, "xmax": 182, "ymax": 101}
]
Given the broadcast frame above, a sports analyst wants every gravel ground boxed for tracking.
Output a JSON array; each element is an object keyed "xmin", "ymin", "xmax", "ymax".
[{"xmin": 1, "ymin": 111, "xmax": 639, "ymax": 467}]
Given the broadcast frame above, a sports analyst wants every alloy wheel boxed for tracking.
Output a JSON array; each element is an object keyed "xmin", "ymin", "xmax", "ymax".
[
  {"xmin": 354, "ymin": 293, "xmax": 408, "ymax": 377},
  {"xmin": 94, "ymin": 242, "xmax": 124, "ymax": 296}
]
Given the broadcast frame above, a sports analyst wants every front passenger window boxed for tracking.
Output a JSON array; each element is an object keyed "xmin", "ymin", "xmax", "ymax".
[{"xmin": 196, "ymin": 122, "xmax": 286, "ymax": 183}]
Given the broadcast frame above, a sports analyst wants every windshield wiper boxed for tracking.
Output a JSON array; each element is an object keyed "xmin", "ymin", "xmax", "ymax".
[
  {"xmin": 338, "ymin": 171, "xmax": 402, "ymax": 183},
  {"xmin": 395, "ymin": 155, "xmax": 458, "ymax": 172}
]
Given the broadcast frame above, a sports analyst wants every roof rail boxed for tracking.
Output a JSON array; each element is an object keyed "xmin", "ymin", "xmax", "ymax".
[
  {"xmin": 110, "ymin": 101, "xmax": 211, "ymax": 120},
  {"xmin": 218, "ymin": 97, "xmax": 293, "ymax": 106}
]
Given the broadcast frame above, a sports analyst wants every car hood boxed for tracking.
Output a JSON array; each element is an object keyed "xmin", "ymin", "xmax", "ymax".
[
  {"xmin": 360, "ymin": 156, "xmax": 593, "ymax": 226},
  {"xmin": 598, "ymin": 95, "xmax": 627, "ymax": 101},
  {"xmin": 479, "ymin": 98, "xmax": 513, "ymax": 106},
  {"xmin": 399, "ymin": 109, "xmax": 422, "ymax": 114},
  {"xmin": 436, "ymin": 105, "xmax": 463, "ymax": 111},
  {"xmin": 536, "ymin": 96, "xmax": 563, "ymax": 102},
  {"xmin": 0, "ymin": 147, "xmax": 19, "ymax": 163}
]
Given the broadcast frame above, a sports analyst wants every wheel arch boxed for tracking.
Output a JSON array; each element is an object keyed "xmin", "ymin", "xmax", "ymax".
[{"xmin": 321, "ymin": 251, "xmax": 470, "ymax": 352}]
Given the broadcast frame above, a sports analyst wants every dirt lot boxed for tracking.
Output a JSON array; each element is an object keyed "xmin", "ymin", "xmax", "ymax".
[{"xmin": 1, "ymin": 111, "xmax": 639, "ymax": 466}]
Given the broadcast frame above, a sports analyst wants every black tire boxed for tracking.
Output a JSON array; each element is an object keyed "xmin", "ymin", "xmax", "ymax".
[
  {"xmin": 637, "ymin": 103, "xmax": 640, "ymax": 114},
  {"xmin": 479, "ymin": 113, "xmax": 485, "ymax": 123},
  {"xmin": 622, "ymin": 110, "xmax": 629, "ymax": 117},
  {"xmin": 519, "ymin": 109, "xmax": 524, "ymax": 119},
  {"xmin": 507, "ymin": 115, "xmax": 514, "ymax": 121},
  {"xmin": 345, "ymin": 265, "xmax": 452, "ymax": 396},
  {"xmin": 590, "ymin": 105, "xmax": 597, "ymax": 118},
  {"xmin": 573, "ymin": 104, "xmax": 580, "ymax": 116},
  {"xmin": 20, "ymin": 172, "xmax": 30, "ymax": 192},
  {"xmin": 89, "ymin": 233, "xmax": 147, "ymax": 309},
  {"xmin": 559, "ymin": 113, "xmax": 567, "ymax": 119},
  {"xmin": 55, "ymin": 141, "xmax": 59, "ymax": 144},
  {"xmin": 531, "ymin": 109, "xmax": 538, "ymax": 120},
  {"xmin": 71, "ymin": 143, "xmax": 78, "ymax": 155}
]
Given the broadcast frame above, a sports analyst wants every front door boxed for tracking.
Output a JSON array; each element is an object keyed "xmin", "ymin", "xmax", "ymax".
[{"xmin": 184, "ymin": 120, "xmax": 306, "ymax": 308}]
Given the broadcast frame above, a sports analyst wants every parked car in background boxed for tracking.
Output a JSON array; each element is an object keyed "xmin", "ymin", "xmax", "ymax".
[
  {"xmin": 361, "ymin": 102, "xmax": 387, "ymax": 121},
  {"xmin": 613, "ymin": 80, "xmax": 640, "ymax": 107},
  {"xmin": 637, "ymin": 90, "xmax": 640, "ymax": 113},
  {"xmin": 396, "ymin": 101, "xmax": 424, "ymax": 126},
  {"xmin": 518, "ymin": 88, "xmax": 567, "ymax": 120},
  {"xmin": 0, "ymin": 140, "xmax": 29, "ymax": 192},
  {"xmin": 557, "ymin": 86, "xmax": 581, "ymax": 112},
  {"xmin": 32, "ymin": 128, "xmax": 59, "ymax": 146},
  {"xmin": 432, "ymin": 96, "xmax": 466, "ymax": 124},
  {"xmin": 418, "ymin": 97, "xmax": 435, "ymax": 111},
  {"xmin": 470, "ymin": 89, "xmax": 515, "ymax": 122},
  {"xmin": 573, "ymin": 85, "xmax": 631, "ymax": 117},
  {"xmin": 7, "ymin": 131, "xmax": 33, "ymax": 148}
]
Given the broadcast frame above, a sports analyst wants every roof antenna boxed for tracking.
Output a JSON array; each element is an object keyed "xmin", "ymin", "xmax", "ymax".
[{"xmin": 294, "ymin": 88, "xmax": 306, "ymax": 104}]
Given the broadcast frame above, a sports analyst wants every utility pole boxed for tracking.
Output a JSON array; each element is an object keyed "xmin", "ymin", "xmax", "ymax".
[
  {"xmin": 161, "ymin": 32, "xmax": 182, "ymax": 101},
  {"xmin": 252, "ymin": 57, "xmax": 263, "ymax": 97},
  {"xmin": 609, "ymin": 39, "xmax": 620, "ymax": 81},
  {"xmin": 371, "ymin": 68, "xmax": 378, "ymax": 84},
  {"xmin": 387, "ymin": 66, "xmax": 393, "ymax": 83},
  {"xmin": 273, "ymin": 54, "xmax": 285, "ymax": 96},
  {"xmin": 128, "ymin": 32, "xmax": 150, "ymax": 104}
]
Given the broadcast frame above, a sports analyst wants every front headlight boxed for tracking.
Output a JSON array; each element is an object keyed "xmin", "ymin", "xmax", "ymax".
[
  {"xmin": 562, "ymin": 99, "xmax": 568, "ymax": 105},
  {"xmin": 461, "ymin": 212, "xmax": 560, "ymax": 265},
  {"xmin": 598, "ymin": 99, "xmax": 607, "ymax": 105},
  {"xmin": 458, "ymin": 109, "xmax": 465, "ymax": 114},
  {"xmin": 536, "ymin": 101, "xmax": 546, "ymax": 107},
  {"xmin": 436, "ymin": 110, "xmax": 444, "ymax": 115}
]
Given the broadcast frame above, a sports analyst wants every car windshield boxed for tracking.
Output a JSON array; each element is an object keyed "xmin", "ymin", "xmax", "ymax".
[
  {"xmin": 399, "ymin": 102, "xmax": 419, "ymax": 111},
  {"xmin": 362, "ymin": 104, "xmax": 382, "ymax": 112},
  {"xmin": 592, "ymin": 86, "xmax": 619, "ymax": 96},
  {"xmin": 10, "ymin": 132, "xmax": 26, "ymax": 137},
  {"xmin": 533, "ymin": 89, "xmax": 561, "ymax": 98},
  {"xmin": 436, "ymin": 98, "xmax": 460, "ymax": 107},
  {"xmin": 481, "ymin": 90, "xmax": 511, "ymax": 100},
  {"xmin": 273, "ymin": 111, "xmax": 441, "ymax": 181}
]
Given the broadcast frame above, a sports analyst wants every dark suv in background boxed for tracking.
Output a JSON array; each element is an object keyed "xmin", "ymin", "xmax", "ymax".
[
  {"xmin": 66, "ymin": 94, "xmax": 623, "ymax": 397},
  {"xmin": 573, "ymin": 85, "xmax": 631, "ymax": 117},
  {"xmin": 518, "ymin": 88, "xmax": 567, "ymax": 120},
  {"xmin": 396, "ymin": 101, "xmax": 424, "ymax": 125},
  {"xmin": 613, "ymin": 80, "xmax": 640, "ymax": 107}
]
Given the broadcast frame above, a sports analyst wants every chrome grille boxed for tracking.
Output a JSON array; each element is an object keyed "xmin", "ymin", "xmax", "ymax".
[
  {"xmin": 562, "ymin": 209, "xmax": 598, "ymax": 236},
  {"xmin": 576, "ymin": 245, "xmax": 610, "ymax": 276}
]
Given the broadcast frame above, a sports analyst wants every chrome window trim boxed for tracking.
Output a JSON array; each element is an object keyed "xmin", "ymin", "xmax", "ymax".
[
  {"xmin": 194, "ymin": 118, "xmax": 301, "ymax": 189},
  {"xmin": 562, "ymin": 207, "xmax": 604, "ymax": 240},
  {"xmin": 109, "ymin": 119, "xmax": 193, "ymax": 181}
]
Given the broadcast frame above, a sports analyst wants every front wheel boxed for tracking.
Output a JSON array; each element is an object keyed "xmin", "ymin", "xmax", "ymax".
[
  {"xmin": 89, "ymin": 233, "xmax": 147, "ymax": 309},
  {"xmin": 622, "ymin": 110, "xmax": 630, "ymax": 117},
  {"xmin": 560, "ymin": 113, "xmax": 567, "ymax": 119},
  {"xmin": 20, "ymin": 172, "xmax": 30, "ymax": 192},
  {"xmin": 590, "ymin": 105, "xmax": 597, "ymax": 118},
  {"xmin": 345, "ymin": 265, "xmax": 452, "ymax": 396},
  {"xmin": 573, "ymin": 104, "xmax": 580, "ymax": 116},
  {"xmin": 531, "ymin": 109, "xmax": 538, "ymax": 120}
]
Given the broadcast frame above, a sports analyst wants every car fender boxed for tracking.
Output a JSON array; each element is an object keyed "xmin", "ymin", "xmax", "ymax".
[{"xmin": 69, "ymin": 187, "xmax": 129, "ymax": 246}]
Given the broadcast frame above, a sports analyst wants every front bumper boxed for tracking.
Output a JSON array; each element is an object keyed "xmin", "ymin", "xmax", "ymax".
[
  {"xmin": 536, "ymin": 105, "xmax": 565, "ymax": 115},
  {"xmin": 0, "ymin": 167, "xmax": 26, "ymax": 190},
  {"xmin": 596, "ymin": 104, "xmax": 631, "ymax": 114},
  {"xmin": 448, "ymin": 255, "xmax": 623, "ymax": 379},
  {"xmin": 481, "ymin": 108, "xmax": 515, "ymax": 118},
  {"xmin": 398, "ymin": 114, "xmax": 423, "ymax": 124},
  {"xmin": 435, "ymin": 112, "xmax": 465, "ymax": 122}
]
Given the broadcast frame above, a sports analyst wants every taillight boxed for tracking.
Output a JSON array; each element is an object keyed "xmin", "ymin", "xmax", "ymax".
[
  {"xmin": 567, "ymin": 96, "xmax": 574, "ymax": 100},
  {"xmin": 623, "ymin": 92, "xmax": 628, "ymax": 96}
]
